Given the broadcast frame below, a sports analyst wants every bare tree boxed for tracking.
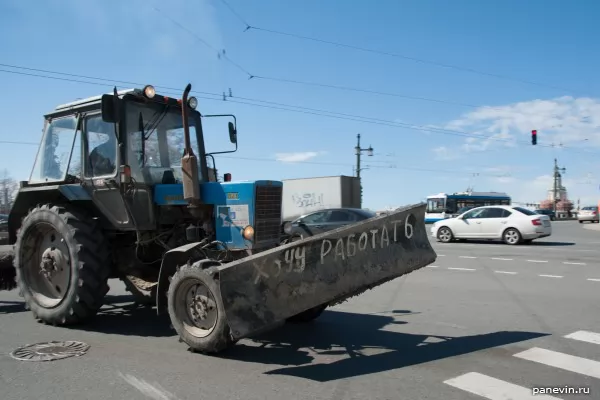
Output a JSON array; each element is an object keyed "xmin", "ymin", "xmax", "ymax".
[{"xmin": 0, "ymin": 169, "xmax": 18, "ymax": 214}]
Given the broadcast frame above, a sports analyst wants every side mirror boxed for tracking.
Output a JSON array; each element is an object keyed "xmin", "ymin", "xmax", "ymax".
[
  {"xmin": 228, "ymin": 121, "xmax": 237, "ymax": 144},
  {"xmin": 101, "ymin": 94, "xmax": 120, "ymax": 123}
]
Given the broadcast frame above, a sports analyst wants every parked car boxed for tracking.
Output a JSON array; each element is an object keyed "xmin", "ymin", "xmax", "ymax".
[
  {"xmin": 283, "ymin": 208, "xmax": 377, "ymax": 240},
  {"xmin": 535, "ymin": 209, "xmax": 555, "ymax": 221},
  {"xmin": 577, "ymin": 206, "xmax": 599, "ymax": 223},
  {"xmin": 430, "ymin": 205, "xmax": 552, "ymax": 245}
]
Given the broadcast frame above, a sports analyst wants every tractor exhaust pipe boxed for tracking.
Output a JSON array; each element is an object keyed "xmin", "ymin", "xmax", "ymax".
[{"xmin": 180, "ymin": 83, "xmax": 202, "ymax": 215}]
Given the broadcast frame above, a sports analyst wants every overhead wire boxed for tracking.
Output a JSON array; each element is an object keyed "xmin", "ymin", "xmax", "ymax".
[
  {"xmin": 145, "ymin": 6, "xmax": 598, "ymax": 157},
  {"xmin": 151, "ymin": 5, "xmax": 571, "ymax": 118},
  {"xmin": 0, "ymin": 136, "xmax": 510, "ymax": 178},
  {"xmin": 218, "ymin": 0, "xmax": 582, "ymax": 94},
  {"xmin": 0, "ymin": 63, "xmax": 597, "ymax": 158}
]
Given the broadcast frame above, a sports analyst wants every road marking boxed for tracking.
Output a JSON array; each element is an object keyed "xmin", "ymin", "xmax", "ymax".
[
  {"xmin": 494, "ymin": 271, "xmax": 517, "ymax": 275},
  {"xmin": 563, "ymin": 261, "xmax": 586, "ymax": 265},
  {"xmin": 587, "ymin": 278, "xmax": 600, "ymax": 282},
  {"xmin": 491, "ymin": 257, "xmax": 513, "ymax": 261},
  {"xmin": 119, "ymin": 371, "xmax": 183, "ymax": 400},
  {"xmin": 459, "ymin": 256, "xmax": 477, "ymax": 259},
  {"xmin": 514, "ymin": 347, "xmax": 600, "ymax": 379},
  {"xmin": 448, "ymin": 267, "xmax": 476, "ymax": 271},
  {"xmin": 526, "ymin": 259, "xmax": 548, "ymax": 263},
  {"xmin": 437, "ymin": 254, "xmax": 446, "ymax": 257},
  {"xmin": 564, "ymin": 330, "xmax": 600, "ymax": 345},
  {"xmin": 426, "ymin": 265, "xmax": 439, "ymax": 268},
  {"xmin": 539, "ymin": 274, "xmax": 563, "ymax": 278},
  {"xmin": 443, "ymin": 372, "xmax": 561, "ymax": 400}
]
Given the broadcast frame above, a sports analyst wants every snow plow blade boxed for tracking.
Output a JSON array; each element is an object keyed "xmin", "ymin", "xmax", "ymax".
[
  {"xmin": 218, "ymin": 202, "xmax": 436, "ymax": 340},
  {"xmin": 0, "ymin": 245, "xmax": 16, "ymax": 291}
]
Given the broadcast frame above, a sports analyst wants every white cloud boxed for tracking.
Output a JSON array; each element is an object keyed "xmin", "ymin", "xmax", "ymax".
[
  {"xmin": 431, "ymin": 146, "xmax": 461, "ymax": 161},
  {"xmin": 275, "ymin": 151, "xmax": 327, "ymax": 163},
  {"xmin": 432, "ymin": 96, "xmax": 600, "ymax": 158}
]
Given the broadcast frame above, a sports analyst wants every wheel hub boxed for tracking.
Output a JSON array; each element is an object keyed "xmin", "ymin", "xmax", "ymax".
[
  {"xmin": 22, "ymin": 223, "xmax": 72, "ymax": 307},
  {"xmin": 178, "ymin": 280, "xmax": 218, "ymax": 336},
  {"xmin": 189, "ymin": 290, "xmax": 214, "ymax": 322},
  {"xmin": 40, "ymin": 248, "xmax": 64, "ymax": 279}
]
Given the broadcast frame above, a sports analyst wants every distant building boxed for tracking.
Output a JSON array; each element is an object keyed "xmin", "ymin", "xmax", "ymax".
[{"xmin": 539, "ymin": 168, "xmax": 574, "ymax": 217}]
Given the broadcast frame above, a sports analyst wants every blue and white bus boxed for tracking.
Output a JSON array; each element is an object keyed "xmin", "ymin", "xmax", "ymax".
[{"xmin": 425, "ymin": 191, "xmax": 511, "ymax": 223}]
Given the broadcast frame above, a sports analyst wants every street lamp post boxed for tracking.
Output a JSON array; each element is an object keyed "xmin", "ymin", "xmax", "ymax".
[{"xmin": 355, "ymin": 133, "xmax": 373, "ymax": 208}]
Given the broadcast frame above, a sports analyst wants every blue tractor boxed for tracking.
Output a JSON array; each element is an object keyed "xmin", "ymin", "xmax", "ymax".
[{"xmin": 2, "ymin": 84, "xmax": 436, "ymax": 354}]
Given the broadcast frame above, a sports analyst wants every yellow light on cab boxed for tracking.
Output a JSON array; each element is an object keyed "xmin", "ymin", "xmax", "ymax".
[{"xmin": 143, "ymin": 85, "xmax": 156, "ymax": 99}]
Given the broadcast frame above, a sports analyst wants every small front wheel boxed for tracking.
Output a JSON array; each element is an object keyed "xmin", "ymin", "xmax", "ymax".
[
  {"xmin": 167, "ymin": 264, "xmax": 233, "ymax": 354},
  {"xmin": 437, "ymin": 226, "xmax": 454, "ymax": 243},
  {"xmin": 503, "ymin": 228, "xmax": 522, "ymax": 245}
]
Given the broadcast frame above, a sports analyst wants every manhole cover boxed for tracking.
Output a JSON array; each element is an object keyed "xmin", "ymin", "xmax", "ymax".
[{"xmin": 10, "ymin": 341, "xmax": 90, "ymax": 362}]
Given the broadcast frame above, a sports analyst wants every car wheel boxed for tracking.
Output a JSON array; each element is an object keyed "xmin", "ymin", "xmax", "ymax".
[
  {"xmin": 503, "ymin": 228, "xmax": 522, "ymax": 245},
  {"xmin": 436, "ymin": 226, "xmax": 454, "ymax": 243}
]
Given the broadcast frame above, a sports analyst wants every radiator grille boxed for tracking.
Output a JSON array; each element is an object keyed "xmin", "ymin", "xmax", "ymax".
[{"xmin": 254, "ymin": 185, "xmax": 282, "ymax": 243}]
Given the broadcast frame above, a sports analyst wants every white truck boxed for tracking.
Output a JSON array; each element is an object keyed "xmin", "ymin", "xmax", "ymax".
[{"xmin": 281, "ymin": 175, "xmax": 362, "ymax": 222}]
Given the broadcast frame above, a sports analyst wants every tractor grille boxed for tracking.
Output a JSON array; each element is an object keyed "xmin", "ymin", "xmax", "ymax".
[{"xmin": 254, "ymin": 185, "xmax": 282, "ymax": 243}]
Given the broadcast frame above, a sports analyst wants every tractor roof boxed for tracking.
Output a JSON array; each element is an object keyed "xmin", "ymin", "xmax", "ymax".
[{"xmin": 45, "ymin": 88, "xmax": 141, "ymax": 119}]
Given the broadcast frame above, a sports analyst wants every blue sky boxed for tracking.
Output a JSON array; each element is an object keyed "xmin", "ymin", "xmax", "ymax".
[{"xmin": 1, "ymin": 0, "xmax": 599, "ymax": 210}]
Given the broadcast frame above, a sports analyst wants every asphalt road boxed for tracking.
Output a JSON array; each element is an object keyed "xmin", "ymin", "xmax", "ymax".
[{"xmin": 1, "ymin": 220, "xmax": 599, "ymax": 400}]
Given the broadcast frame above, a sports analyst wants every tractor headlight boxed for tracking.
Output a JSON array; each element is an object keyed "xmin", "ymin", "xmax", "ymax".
[
  {"xmin": 242, "ymin": 225, "xmax": 254, "ymax": 240},
  {"xmin": 283, "ymin": 221, "xmax": 292, "ymax": 235},
  {"xmin": 143, "ymin": 85, "xmax": 156, "ymax": 99},
  {"xmin": 188, "ymin": 96, "xmax": 198, "ymax": 109}
]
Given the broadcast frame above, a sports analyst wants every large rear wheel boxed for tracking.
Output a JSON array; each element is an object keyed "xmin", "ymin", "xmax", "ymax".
[
  {"xmin": 14, "ymin": 204, "xmax": 111, "ymax": 325},
  {"xmin": 167, "ymin": 263, "xmax": 233, "ymax": 354}
]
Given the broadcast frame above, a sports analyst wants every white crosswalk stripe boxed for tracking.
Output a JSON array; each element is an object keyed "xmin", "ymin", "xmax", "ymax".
[
  {"xmin": 444, "ymin": 372, "xmax": 562, "ymax": 399},
  {"xmin": 443, "ymin": 330, "xmax": 599, "ymax": 399}
]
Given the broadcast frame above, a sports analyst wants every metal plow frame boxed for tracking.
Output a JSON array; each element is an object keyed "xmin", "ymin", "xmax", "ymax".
[{"xmin": 216, "ymin": 202, "xmax": 437, "ymax": 340}]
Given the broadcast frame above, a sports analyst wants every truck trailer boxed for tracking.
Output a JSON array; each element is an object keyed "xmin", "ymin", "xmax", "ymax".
[{"xmin": 282, "ymin": 175, "xmax": 361, "ymax": 222}]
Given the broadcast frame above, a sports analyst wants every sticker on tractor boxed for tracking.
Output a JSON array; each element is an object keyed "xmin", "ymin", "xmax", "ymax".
[{"xmin": 218, "ymin": 204, "xmax": 249, "ymax": 228}]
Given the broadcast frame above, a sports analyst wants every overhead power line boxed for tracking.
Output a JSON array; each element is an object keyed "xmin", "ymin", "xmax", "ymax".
[
  {"xmin": 218, "ymin": 0, "xmax": 580, "ymax": 94},
  {"xmin": 0, "ymin": 136, "xmax": 509, "ymax": 178},
  {"xmin": 151, "ymin": 5, "xmax": 567, "ymax": 116},
  {"xmin": 0, "ymin": 63, "xmax": 597, "ymax": 158}
]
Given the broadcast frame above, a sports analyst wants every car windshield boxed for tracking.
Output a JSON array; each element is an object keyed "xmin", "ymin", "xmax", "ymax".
[
  {"xmin": 582, "ymin": 206, "xmax": 597, "ymax": 211},
  {"xmin": 124, "ymin": 101, "xmax": 205, "ymax": 184}
]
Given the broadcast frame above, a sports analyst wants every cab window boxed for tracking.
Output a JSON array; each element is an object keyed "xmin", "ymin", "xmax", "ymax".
[{"xmin": 29, "ymin": 116, "xmax": 80, "ymax": 184}]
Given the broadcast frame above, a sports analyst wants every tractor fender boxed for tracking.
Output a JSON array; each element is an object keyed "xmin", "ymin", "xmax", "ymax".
[
  {"xmin": 8, "ymin": 185, "xmax": 94, "ymax": 244},
  {"xmin": 156, "ymin": 242, "xmax": 216, "ymax": 315}
]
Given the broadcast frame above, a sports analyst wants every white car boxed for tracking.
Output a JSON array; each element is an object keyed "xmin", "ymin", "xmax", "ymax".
[{"xmin": 431, "ymin": 205, "xmax": 552, "ymax": 245}]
